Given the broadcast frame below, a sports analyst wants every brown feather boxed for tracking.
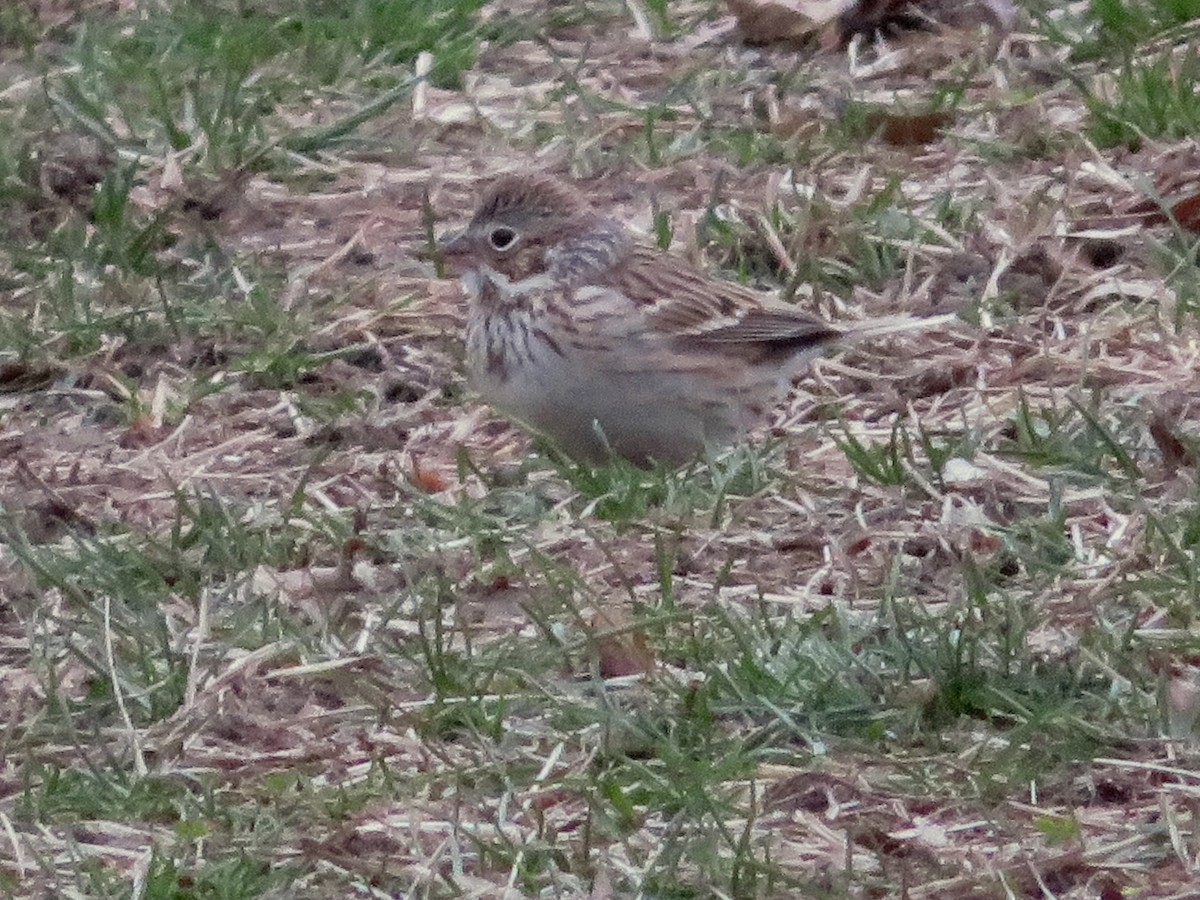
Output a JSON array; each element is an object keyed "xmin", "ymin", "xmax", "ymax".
[
  {"xmin": 604, "ymin": 245, "xmax": 842, "ymax": 353},
  {"xmin": 449, "ymin": 171, "xmax": 956, "ymax": 465},
  {"xmin": 472, "ymin": 172, "xmax": 590, "ymax": 226}
]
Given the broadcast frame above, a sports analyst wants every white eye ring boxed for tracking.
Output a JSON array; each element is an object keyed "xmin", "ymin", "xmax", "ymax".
[{"xmin": 488, "ymin": 226, "xmax": 517, "ymax": 251}]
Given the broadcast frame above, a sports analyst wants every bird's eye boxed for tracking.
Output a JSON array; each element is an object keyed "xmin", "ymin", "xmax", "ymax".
[{"xmin": 488, "ymin": 226, "xmax": 517, "ymax": 252}]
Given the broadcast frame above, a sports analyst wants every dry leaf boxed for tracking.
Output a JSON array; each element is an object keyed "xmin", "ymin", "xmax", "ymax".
[
  {"xmin": 1122, "ymin": 192, "xmax": 1200, "ymax": 234},
  {"xmin": 23, "ymin": 498, "xmax": 97, "ymax": 543},
  {"xmin": 726, "ymin": 0, "xmax": 854, "ymax": 47},
  {"xmin": 592, "ymin": 610, "xmax": 656, "ymax": 677},
  {"xmin": 0, "ymin": 359, "xmax": 65, "ymax": 393},
  {"xmin": 932, "ymin": 0, "xmax": 1017, "ymax": 30},
  {"xmin": 1149, "ymin": 395, "xmax": 1197, "ymax": 474},
  {"xmin": 1169, "ymin": 191, "xmax": 1200, "ymax": 232},
  {"xmin": 118, "ymin": 416, "xmax": 171, "ymax": 449},
  {"xmin": 409, "ymin": 457, "xmax": 450, "ymax": 493},
  {"xmin": 845, "ymin": 534, "xmax": 872, "ymax": 555},
  {"xmin": 867, "ymin": 109, "xmax": 955, "ymax": 147},
  {"xmin": 967, "ymin": 528, "xmax": 1002, "ymax": 554},
  {"xmin": 1110, "ymin": 145, "xmax": 1200, "ymax": 234}
]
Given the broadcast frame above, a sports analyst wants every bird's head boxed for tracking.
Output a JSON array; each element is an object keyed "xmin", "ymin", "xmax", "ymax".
[{"xmin": 440, "ymin": 172, "xmax": 597, "ymax": 283}]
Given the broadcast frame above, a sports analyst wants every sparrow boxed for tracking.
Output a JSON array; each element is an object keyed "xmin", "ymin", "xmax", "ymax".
[{"xmin": 440, "ymin": 172, "xmax": 952, "ymax": 466}]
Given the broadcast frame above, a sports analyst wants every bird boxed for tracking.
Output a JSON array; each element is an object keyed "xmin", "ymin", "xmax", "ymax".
[{"xmin": 439, "ymin": 172, "xmax": 953, "ymax": 466}]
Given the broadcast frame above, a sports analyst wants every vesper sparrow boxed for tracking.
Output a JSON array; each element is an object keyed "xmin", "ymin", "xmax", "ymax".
[{"xmin": 441, "ymin": 172, "xmax": 952, "ymax": 465}]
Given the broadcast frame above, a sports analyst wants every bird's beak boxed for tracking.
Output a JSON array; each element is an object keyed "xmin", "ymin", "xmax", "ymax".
[{"xmin": 437, "ymin": 229, "xmax": 472, "ymax": 273}]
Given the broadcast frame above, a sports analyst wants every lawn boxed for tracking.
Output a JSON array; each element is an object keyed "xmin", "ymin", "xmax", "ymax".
[{"xmin": 3, "ymin": 0, "xmax": 1200, "ymax": 897}]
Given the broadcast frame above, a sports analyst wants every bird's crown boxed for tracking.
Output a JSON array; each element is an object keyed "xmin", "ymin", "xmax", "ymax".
[{"xmin": 471, "ymin": 172, "xmax": 590, "ymax": 225}]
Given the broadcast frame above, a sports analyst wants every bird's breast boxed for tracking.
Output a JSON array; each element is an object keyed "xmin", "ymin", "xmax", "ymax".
[{"xmin": 466, "ymin": 302, "xmax": 567, "ymax": 389}]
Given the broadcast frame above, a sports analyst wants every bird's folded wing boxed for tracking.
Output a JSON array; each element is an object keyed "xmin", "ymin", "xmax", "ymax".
[
  {"xmin": 681, "ymin": 309, "xmax": 842, "ymax": 346},
  {"xmin": 611, "ymin": 245, "xmax": 841, "ymax": 348},
  {"xmin": 610, "ymin": 244, "xmax": 955, "ymax": 351}
]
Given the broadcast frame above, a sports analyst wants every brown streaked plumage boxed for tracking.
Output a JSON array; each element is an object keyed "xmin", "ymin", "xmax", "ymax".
[{"xmin": 440, "ymin": 172, "xmax": 953, "ymax": 465}]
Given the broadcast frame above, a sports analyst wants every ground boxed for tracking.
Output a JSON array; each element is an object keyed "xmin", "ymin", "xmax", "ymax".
[{"xmin": 2, "ymin": 0, "xmax": 1200, "ymax": 897}]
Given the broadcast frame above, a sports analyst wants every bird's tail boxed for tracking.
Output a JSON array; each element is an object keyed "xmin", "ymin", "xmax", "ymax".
[{"xmin": 843, "ymin": 313, "xmax": 958, "ymax": 341}]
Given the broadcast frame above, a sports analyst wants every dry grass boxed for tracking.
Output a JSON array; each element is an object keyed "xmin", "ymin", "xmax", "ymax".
[{"xmin": 3, "ymin": 0, "xmax": 1200, "ymax": 897}]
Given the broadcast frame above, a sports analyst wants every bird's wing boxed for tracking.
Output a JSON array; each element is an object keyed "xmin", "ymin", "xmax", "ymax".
[{"xmin": 607, "ymin": 244, "xmax": 843, "ymax": 352}]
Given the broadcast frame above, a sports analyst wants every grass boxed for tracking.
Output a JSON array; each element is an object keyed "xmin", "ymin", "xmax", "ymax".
[
  {"xmin": 0, "ymin": 0, "xmax": 488, "ymax": 365},
  {"xmin": 1088, "ymin": 50, "xmax": 1200, "ymax": 149},
  {"xmin": 3, "ymin": 0, "xmax": 1200, "ymax": 897},
  {"xmin": 1036, "ymin": 0, "xmax": 1200, "ymax": 59}
]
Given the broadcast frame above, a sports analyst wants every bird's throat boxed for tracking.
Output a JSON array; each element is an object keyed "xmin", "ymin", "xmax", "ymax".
[{"xmin": 461, "ymin": 266, "xmax": 556, "ymax": 311}]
